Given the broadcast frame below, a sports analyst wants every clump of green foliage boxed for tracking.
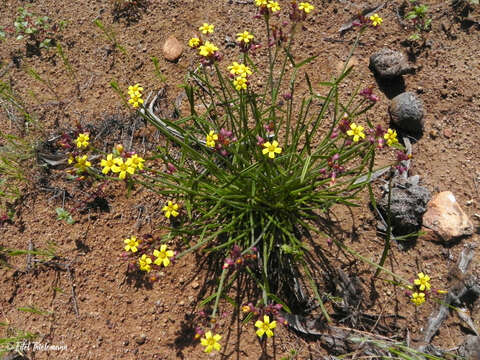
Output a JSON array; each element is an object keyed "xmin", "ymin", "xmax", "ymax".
[
  {"xmin": 0, "ymin": 81, "xmax": 39, "ymax": 213},
  {"xmin": 127, "ymin": 7, "xmax": 405, "ymax": 324}
]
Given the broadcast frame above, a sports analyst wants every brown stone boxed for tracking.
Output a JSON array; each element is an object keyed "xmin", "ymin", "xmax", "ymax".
[
  {"xmin": 421, "ymin": 191, "xmax": 474, "ymax": 243},
  {"xmin": 163, "ymin": 36, "xmax": 183, "ymax": 62}
]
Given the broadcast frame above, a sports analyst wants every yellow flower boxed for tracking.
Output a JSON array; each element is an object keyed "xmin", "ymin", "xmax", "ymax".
[
  {"xmin": 206, "ymin": 130, "xmax": 218, "ymax": 148},
  {"xmin": 128, "ymin": 84, "xmax": 143, "ymax": 97},
  {"xmin": 298, "ymin": 2, "xmax": 314, "ymax": 14},
  {"xmin": 199, "ymin": 23, "xmax": 214, "ymax": 34},
  {"xmin": 128, "ymin": 84, "xmax": 144, "ymax": 108},
  {"xmin": 129, "ymin": 154, "xmax": 145, "ymax": 170},
  {"xmin": 138, "ymin": 254, "xmax": 152, "ymax": 272},
  {"xmin": 200, "ymin": 331, "xmax": 222, "ymax": 353},
  {"xmin": 267, "ymin": 1, "xmax": 281, "ymax": 12},
  {"xmin": 239, "ymin": 64, "xmax": 252, "ymax": 76},
  {"xmin": 228, "ymin": 62, "xmax": 252, "ymax": 77},
  {"xmin": 162, "ymin": 200, "xmax": 179, "ymax": 218},
  {"xmin": 74, "ymin": 155, "xmax": 91, "ymax": 173},
  {"xmin": 233, "ymin": 76, "xmax": 248, "ymax": 91},
  {"xmin": 75, "ymin": 133, "xmax": 90, "ymax": 149},
  {"xmin": 255, "ymin": 315, "xmax": 276, "ymax": 338},
  {"xmin": 370, "ymin": 13, "xmax": 383, "ymax": 27},
  {"xmin": 228, "ymin": 62, "xmax": 242, "ymax": 75},
  {"xmin": 68, "ymin": 155, "xmax": 74, "ymax": 164},
  {"xmin": 236, "ymin": 31, "xmax": 254, "ymax": 44},
  {"xmin": 124, "ymin": 236, "xmax": 139, "ymax": 253},
  {"xmin": 153, "ymin": 244, "xmax": 174, "ymax": 267},
  {"xmin": 411, "ymin": 292, "xmax": 425, "ymax": 306},
  {"xmin": 128, "ymin": 94, "xmax": 144, "ymax": 108},
  {"xmin": 111, "ymin": 157, "xmax": 136, "ymax": 180},
  {"xmin": 414, "ymin": 272, "xmax": 431, "ymax": 291},
  {"xmin": 100, "ymin": 154, "xmax": 115, "ymax": 174},
  {"xmin": 198, "ymin": 41, "xmax": 218, "ymax": 57},
  {"xmin": 346, "ymin": 123, "xmax": 366, "ymax": 142},
  {"xmin": 255, "ymin": 0, "xmax": 268, "ymax": 6},
  {"xmin": 262, "ymin": 140, "xmax": 282, "ymax": 159},
  {"xmin": 384, "ymin": 128, "xmax": 398, "ymax": 146},
  {"xmin": 188, "ymin": 37, "xmax": 200, "ymax": 48}
]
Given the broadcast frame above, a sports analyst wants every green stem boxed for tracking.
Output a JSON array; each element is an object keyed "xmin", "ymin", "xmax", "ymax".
[
  {"xmin": 212, "ymin": 267, "xmax": 228, "ymax": 319},
  {"xmin": 303, "ymin": 263, "xmax": 332, "ymax": 323}
]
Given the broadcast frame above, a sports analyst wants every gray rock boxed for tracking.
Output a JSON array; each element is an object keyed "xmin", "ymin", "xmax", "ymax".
[
  {"xmin": 389, "ymin": 92, "xmax": 424, "ymax": 134},
  {"xmin": 378, "ymin": 176, "xmax": 431, "ymax": 235},
  {"xmin": 458, "ymin": 335, "xmax": 480, "ymax": 360},
  {"xmin": 369, "ymin": 48, "xmax": 414, "ymax": 79}
]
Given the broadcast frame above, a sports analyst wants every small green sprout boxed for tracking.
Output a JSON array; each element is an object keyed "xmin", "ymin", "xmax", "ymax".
[
  {"xmin": 405, "ymin": 1, "xmax": 432, "ymax": 41},
  {"xmin": 9, "ymin": 6, "xmax": 63, "ymax": 52},
  {"xmin": 56, "ymin": 207, "xmax": 75, "ymax": 224},
  {"xmin": 14, "ymin": 8, "xmax": 51, "ymax": 41}
]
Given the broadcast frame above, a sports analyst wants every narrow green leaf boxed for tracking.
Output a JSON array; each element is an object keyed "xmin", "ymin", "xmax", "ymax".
[
  {"xmin": 17, "ymin": 306, "xmax": 51, "ymax": 316},
  {"xmin": 300, "ymin": 155, "xmax": 311, "ymax": 183},
  {"xmin": 294, "ymin": 54, "xmax": 318, "ymax": 69}
]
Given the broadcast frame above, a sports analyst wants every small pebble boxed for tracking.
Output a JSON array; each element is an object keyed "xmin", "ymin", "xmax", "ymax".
[
  {"xmin": 443, "ymin": 128, "xmax": 453, "ymax": 138},
  {"xmin": 163, "ymin": 35, "xmax": 183, "ymax": 62},
  {"xmin": 135, "ymin": 334, "xmax": 147, "ymax": 345}
]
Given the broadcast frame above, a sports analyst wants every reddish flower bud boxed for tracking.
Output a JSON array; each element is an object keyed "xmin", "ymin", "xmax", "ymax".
[
  {"xmin": 256, "ymin": 136, "xmax": 265, "ymax": 146},
  {"xmin": 166, "ymin": 162, "xmax": 176, "ymax": 174}
]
